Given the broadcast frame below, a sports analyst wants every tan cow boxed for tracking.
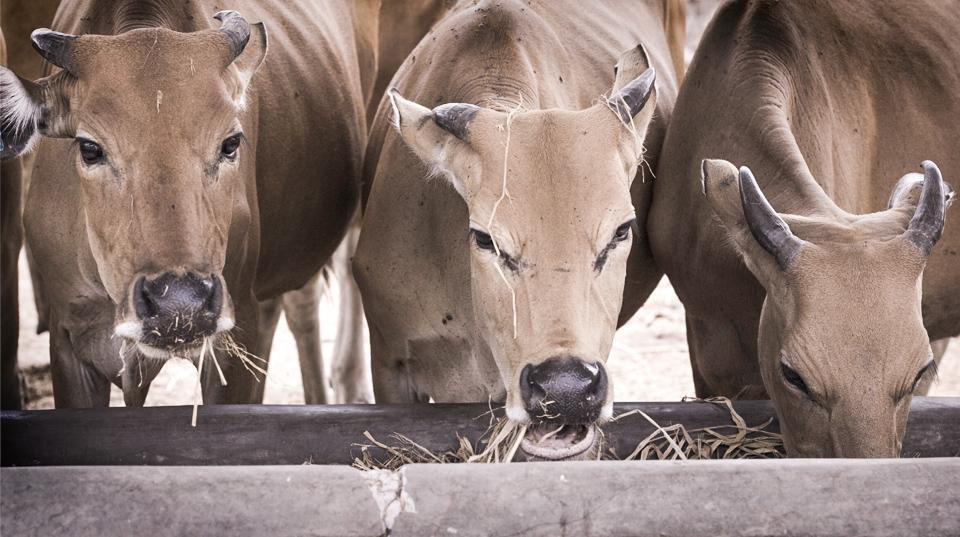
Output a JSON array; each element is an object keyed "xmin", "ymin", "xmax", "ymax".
[
  {"xmin": 356, "ymin": 0, "xmax": 684, "ymax": 459},
  {"xmin": 650, "ymin": 0, "xmax": 959, "ymax": 456},
  {"xmin": 0, "ymin": 0, "xmax": 60, "ymax": 409},
  {"xmin": 0, "ymin": 1, "xmax": 374, "ymax": 407}
]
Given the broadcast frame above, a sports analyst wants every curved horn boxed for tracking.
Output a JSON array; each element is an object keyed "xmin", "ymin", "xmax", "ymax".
[
  {"xmin": 739, "ymin": 166, "xmax": 804, "ymax": 270},
  {"xmin": 904, "ymin": 160, "xmax": 947, "ymax": 257},
  {"xmin": 213, "ymin": 10, "xmax": 251, "ymax": 64},
  {"xmin": 432, "ymin": 103, "xmax": 481, "ymax": 141},
  {"xmin": 608, "ymin": 67, "xmax": 656, "ymax": 123},
  {"xmin": 31, "ymin": 29, "xmax": 77, "ymax": 71}
]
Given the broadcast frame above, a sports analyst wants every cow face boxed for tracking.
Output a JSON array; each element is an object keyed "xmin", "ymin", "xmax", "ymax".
[
  {"xmin": 388, "ymin": 51, "xmax": 657, "ymax": 457},
  {"xmin": 702, "ymin": 159, "xmax": 953, "ymax": 457},
  {"xmin": 0, "ymin": 12, "xmax": 266, "ymax": 360}
]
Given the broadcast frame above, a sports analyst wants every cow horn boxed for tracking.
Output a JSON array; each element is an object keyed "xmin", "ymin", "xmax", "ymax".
[
  {"xmin": 213, "ymin": 10, "xmax": 251, "ymax": 64},
  {"xmin": 31, "ymin": 29, "xmax": 77, "ymax": 72},
  {"xmin": 739, "ymin": 166, "xmax": 804, "ymax": 270},
  {"xmin": 608, "ymin": 67, "xmax": 655, "ymax": 124},
  {"xmin": 904, "ymin": 160, "xmax": 948, "ymax": 257},
  {"xmin": 432, "ymin": 103, "xmax": 481, "ymax": 141}
]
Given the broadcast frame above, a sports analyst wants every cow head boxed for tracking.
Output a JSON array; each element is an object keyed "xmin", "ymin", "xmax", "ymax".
[
  {"xmin": 702, "ymin": 159, "xmax": 954, "ymax": 457},
  {"xmin": 0, "ymin": 12, "xmax": 267, "ymax": 361},
  {"xmin": 388, "ymin": 47, "xmax": 657, "ymax": 458}
]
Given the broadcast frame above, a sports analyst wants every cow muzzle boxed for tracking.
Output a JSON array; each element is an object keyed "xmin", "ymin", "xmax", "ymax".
[
  {"xmin": 518, "ymin": 357, "xmax": 609, "ymax": 460},
  {"xmin": 115, "ymin": 272, "xmax": 232, "ymax": 358}
]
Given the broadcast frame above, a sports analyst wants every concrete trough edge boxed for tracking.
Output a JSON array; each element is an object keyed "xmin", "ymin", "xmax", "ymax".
[{"xmin": 2, "ymin": 458, "xmax": 959, "ymax": 537}]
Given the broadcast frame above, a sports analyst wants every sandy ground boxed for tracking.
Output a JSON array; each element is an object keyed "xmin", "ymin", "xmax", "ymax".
[{"xmin": 15, "ymin": 0, "xmax": 960, "ymax": 407}]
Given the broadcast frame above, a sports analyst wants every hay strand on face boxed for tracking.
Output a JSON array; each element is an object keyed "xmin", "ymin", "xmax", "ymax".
[
  {"xmin": 191, "ymin": 340, "xmax": 205, "ymax": 428},
  {"xmin": 488, "ymin": 95, "xmax": 524, "ymax": 339},
  {"xmin": 204, "ymin": 337, "xmax": 228, "ymax": 386}
]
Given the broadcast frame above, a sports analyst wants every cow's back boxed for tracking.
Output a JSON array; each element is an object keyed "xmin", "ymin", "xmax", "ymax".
[{"xmin": 651, "ymin": 0, "xmax": 960, "ymax": 353}]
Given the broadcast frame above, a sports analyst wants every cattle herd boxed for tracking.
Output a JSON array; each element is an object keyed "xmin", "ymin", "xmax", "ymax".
[{"xmin": 0, "ymin": 0, "xmax": 957, "ymax": 461}]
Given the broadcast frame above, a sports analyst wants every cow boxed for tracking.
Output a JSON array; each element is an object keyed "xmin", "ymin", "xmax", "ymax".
[
  {"xmin": 0, "ymin": 0, "xmax": 60, "ymax": 409},
  {"xmin": 356, "ymin": 0, "xmax": 685, "ymax": 459},
  {"xmin": 649, "ymin": 0, "xmax": 959, "ymax": 456},
  {"xmin": 0, "ymin": 0, "xmax": 375, "ymax": 407}
]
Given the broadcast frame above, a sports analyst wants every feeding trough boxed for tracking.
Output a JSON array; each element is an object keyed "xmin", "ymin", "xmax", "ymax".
[{"xmin": 2, "ymin": 397, "xmax": 959, "ymax": 466}]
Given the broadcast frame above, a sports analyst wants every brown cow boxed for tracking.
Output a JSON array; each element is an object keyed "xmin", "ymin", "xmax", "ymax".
[
  {"xmin": 356, "ymin": 0, "xmax": 684, "ymax": 459},
  {"xmin": 0, "ymin": 0, "xmax": 60, "ymax": 409},
  {"xmin": 650, "ymin": 0, "xmax": 959, "ymax": 456},
  {"xmin": 0, "ymin": 0, "xmax": 374, "ymax": 407}
]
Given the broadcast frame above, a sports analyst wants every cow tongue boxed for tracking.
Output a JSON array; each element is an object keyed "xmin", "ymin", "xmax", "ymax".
[{"xmin": 520, "ymin": 422, "xmax": 597, "ymax": 460}]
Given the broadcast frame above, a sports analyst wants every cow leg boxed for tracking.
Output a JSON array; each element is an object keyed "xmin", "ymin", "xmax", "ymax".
[
  {"xmin": 329, "ymin": 269, "xmax": 373, "ymax": 403},
  {"xmin": 369, "ymin": 325, "xmax": 418, "ymax": 403},
  {"xmin": 49, "ymin": 324, "xmax": 111, "ymax": 408},
  {"xmin": 281, "ymin": 274, "xmax": 330, "ymax": 404},
  {"xmin": 1, "ymin": 157, "xmax": 23, "ymax": 409},
  {"xmin": 684, "ymin": 313, "xmax": 767, "ymax": 399},
  {"xmin": 915, "ymin": 338, "xmax": 950, "ymax": 395},
  {"xmin": 329, "ymin": 227, "xmax": 373, "ymax": 404}
]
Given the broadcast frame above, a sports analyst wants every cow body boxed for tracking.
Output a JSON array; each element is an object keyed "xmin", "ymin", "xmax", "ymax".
[
  {"xmin": 17, "ymin": 0, "xmax": 372, "ymax": 406},
  {"xmin": 356, "ymin": 0, "xmax": 682, "ymax": 455},
  {"xmin": 650, "ymin": 0, "xmax": 959, "ymax": 455}
]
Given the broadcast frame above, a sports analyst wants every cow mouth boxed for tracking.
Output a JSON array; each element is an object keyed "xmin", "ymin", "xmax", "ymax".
[
  {"xmin": 520, "ymin": 422, "xmax": 597, "ymax": 460},
  {"xmin": 114, "ymin": 317, "xmax": 234, "ymax": 360}
]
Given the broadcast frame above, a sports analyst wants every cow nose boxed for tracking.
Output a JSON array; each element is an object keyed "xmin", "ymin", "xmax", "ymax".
[
  {"xmin": 133, "ymin": 272, "xmax": 223, "ymax": 346},
  {"xmin": 520, "ymin": 357, "xmax": 607, "ymax": 424}
]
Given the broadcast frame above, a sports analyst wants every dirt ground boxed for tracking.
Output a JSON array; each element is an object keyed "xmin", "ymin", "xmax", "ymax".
[{"xmin": 15, "ymin": 0, "xmax": 960, "ymax": 407}]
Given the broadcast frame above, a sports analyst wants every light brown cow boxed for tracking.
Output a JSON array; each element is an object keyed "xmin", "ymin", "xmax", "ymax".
[
  {"xmin": 0, "ymin": 0, "xmax": 60, "ymax": 409},
  {"xmin": 650, "ymin": 0, "xmax": 959, "ymax": 456},
  {"xmin": 0, "ymin": 1, "xmax": 374, "ymax": 407},
  {"xmin": 356, "ymin": 0, "xmax": 684, "ymax": 459}
]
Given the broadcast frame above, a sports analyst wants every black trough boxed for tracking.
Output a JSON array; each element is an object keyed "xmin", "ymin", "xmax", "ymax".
[{"xmin": 2, "ymin": 397, "xmax": 958, "ymax": 466}]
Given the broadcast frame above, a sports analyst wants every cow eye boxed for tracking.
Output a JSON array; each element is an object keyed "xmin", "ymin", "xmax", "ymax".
[
  {"xmin": 613, "ymin": 220, "xmax": 635, "ymax": 242},
  {"xmin": 220, "ymin": 134, "xmax": 242, "ymax": 160},
  {"xmin": 781, "ymin": 361, "xmax": 810, "ymax": 395},
  {"xmin": 471, "ymin": 229, "xmax": 496, "ymax": 252},
  {"xmin": 912, "ymin": 361, "xmax": 938, "ymax": 393},
  {"xmin": 78, "ymin": 139, "xmax": 105, "ymax": 165}
]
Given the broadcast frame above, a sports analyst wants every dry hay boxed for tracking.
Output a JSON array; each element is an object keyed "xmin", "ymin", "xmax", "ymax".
[{"xmin": 353, "ymin": 397, "xmax": 783, "ymax": 470}]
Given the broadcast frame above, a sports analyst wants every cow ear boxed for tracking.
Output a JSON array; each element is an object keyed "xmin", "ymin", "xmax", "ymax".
[
  {"xmin": 388, "ymin": 89, "xmax": 482, "ymax": 198},
  {"xmin": 701, "ymin": 159, "xmax": 806, "ymax": 282},
  {"xmin": 0, "ymin": 68, "xmax": 75, "ymax": 159}
]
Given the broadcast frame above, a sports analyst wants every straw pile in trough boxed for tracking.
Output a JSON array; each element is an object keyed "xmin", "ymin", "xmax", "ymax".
[{"xmin": 353, "ymin": 397, "xmax": 784, "ymax": 470}]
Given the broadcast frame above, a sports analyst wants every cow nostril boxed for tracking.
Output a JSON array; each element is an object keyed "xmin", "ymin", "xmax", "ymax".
[
  {"xmin": 133, "ymin": 276, "xmax": 159, "ymax": 318},
  {"xmin": 202, "ymin": 276, "xmax": 223, "ymax": 315}
]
